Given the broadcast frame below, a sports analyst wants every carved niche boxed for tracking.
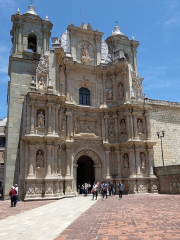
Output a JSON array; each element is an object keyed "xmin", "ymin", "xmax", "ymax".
[
  {"xmin": 120, "ymin": 119, "xmax": 126, "ymax": 134},
  {"xmin": 36, "ymin": 150, "xmax": 44, "ymax": 168},
  {"xmin": 118, "ymin": 83, "xmax": 124, "ymax": 100},
  {"xmin": 36, "ymin": 53, "xmax": 49, "ymax": 91},
  {"xmin": 131, "ymin": 70, "xmax": 143, "ymax": 101},
  {"xmin": 81, "ymin": 43, "xmax": 91, "ymax": 65},
  {"xmin": 106, "ymin": 78, "xmax": 113, "ymax": 102},
  {"xmin": 140, "ymin": 152, "xmax": 146, "ymax": 168},
  {"xmin": 137, "ymin": 119, "xmax": 144, "ymax": 134},
  {"xmin": 108, "ymin": 119, "xmax": 115, "ymax": 142},
  {"xmin": 37, "ymin": 110, "xmax": 45, "ymax": 127},
  {"xmin": 123, "ymin": 154, "xmax": 129, "ymax": 169}
]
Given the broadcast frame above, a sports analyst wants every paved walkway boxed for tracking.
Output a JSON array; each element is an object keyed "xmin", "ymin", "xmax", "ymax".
[
  {"xmin": 1, "ymin": 195, "xmax": 180, "ymax": 240},
  {"xmin": 0, "ymin": 196, "xmax": 98, "ymax": 240}
]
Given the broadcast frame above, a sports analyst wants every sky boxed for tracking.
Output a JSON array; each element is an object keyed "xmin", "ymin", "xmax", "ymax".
[{"xmin": 0, "ymin": 0, "xmax": 180, "ymax": 119}]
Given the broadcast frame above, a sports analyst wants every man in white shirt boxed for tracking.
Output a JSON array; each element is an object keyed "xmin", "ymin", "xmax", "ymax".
[
  {"xmin": 14, "ymin": 184, "xmax": 18, "ymax": 203},
  {"xmin": 92, "ymin": 182, "xmax": 98, "ymax": 200},
  {"xmin": 101, "ymin": 182, "xmax": 108, "ymax": 200}
]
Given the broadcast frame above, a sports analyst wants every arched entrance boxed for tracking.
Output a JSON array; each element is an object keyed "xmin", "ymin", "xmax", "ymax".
[{"xmin": 77, "ymin": 155, "xmax": 95, "ymax": 189}]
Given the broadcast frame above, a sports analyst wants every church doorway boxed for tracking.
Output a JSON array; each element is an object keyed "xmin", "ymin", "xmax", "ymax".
[{"xmin": 77, "ymin": 155, "xmax": 95, "ymax": 191}]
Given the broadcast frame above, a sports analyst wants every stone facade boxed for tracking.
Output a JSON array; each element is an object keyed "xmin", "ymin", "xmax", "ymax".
[
  {"xmin": 0, "ymin": 117, "xmax": 6, "ymax": 191},
  {"xmin": 4, "ymin": 5, "xmax": 180, "ymax": 200}
]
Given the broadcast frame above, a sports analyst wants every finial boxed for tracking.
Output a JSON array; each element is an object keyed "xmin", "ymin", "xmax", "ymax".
[
  {"xmin": 29, "ymin": 0, "xmax": 34, "ymax": 5},
  {"xmin": 132, "ymin": 36, "xmax": 135, "ymax": 40},
  {"xmin": 17, "ymin": 8, "xmax": 20, "ymax": 15},
  {"xmin": 71, "ymin": 22, "xmax": 74, "ymax": 26},
  {"xmin": 115, "ymin": 20, "xmax": 118, "ymax": 26},
  {"xmin": 45, "ymin": 16, "xmax": 49, "ymax": 21}
]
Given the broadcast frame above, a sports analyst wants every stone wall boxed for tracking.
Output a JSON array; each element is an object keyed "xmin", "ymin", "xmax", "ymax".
[
  {"xmin": 149, "ymin": 101, "xmax": 180, "ymax": 167},
  {"xmin": 155, "ymin": 165, "xmax": 180, "ymax": 194}
]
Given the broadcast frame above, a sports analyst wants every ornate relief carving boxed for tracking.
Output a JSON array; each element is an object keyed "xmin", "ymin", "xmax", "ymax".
[
  {"xmin": 120, "ymin": 119, "xmax": 126, "ymax": 134},
  {"xmin": 35, "ymin": 183, "xmax": 44, "ymax": 195},
  {"xmin": 101, "ymin": 39, "xmax": 111, "ymax": 63},
  {"xmin": 36, "ymin": 54, "xmax": 49, "ymax": 75},
  {"xmin": 65, "ymin": 183, "xmax": 72, "ymax": 192},
  {"xmin": 95, "ymin": 119, "xmax": 101, "ymax": 137},
  {"xmin": 45, "ymin": 182, "xmax": 53, "ymax": 194},
  {"xmin": 60, "ymin": 30, "xmax": 70, "ymax": 53},
  {"xmin": 118, "ymin": 83, "xmax": 124, "ymax": 100},
  {"xmin": 38, "ymin": 77, "xmax": 47, "ymax": 90},
  {"xmin": 140, "ymin": 152, "xmax": 146, "ymax": 168},
  {"xmin": 81, "ymin": 43, "xmax": 91, "ymax": 64},
  {"xmin": 106, "ymin": 89, "xmax": 113, "ymax": 101},
  {"xmin": 131, "ymin": 70, "xmax": 142, "ymax": 90},
  {"xmin": 137, "ymin": 181, "xmax": 148, "ymax": 193},
  {"xmin": 123, "ymin": 154, "xmax": 129, "ymax": 168},
  {"xmin": 37, "ymin": 111, "xmax": 45, "ymax": 127},
  {"xmin": 78, "ymin": 121, "xmax": 94, "ymax": 133},
  {"xmin": 26, "ymin": 183, "xmax": 35, "ymax": 195},
  {"xmin": 61, "ymin": 115, "xmax": 66, "ymax": 131},
  {"xmin": 108, "ymin": 120, "xmax": 115, "ymax": 142},
  {"xmin": 137, "ymin": 119, "xmax": 144, "ymax": 134},
  {"xmin": 36, "ymin": 150, "xmax": 44, "ymax": 168}
]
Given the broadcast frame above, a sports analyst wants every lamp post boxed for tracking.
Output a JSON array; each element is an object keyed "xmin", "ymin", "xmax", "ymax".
[{"xmin": 157, "ymin": 131, "xmax": 165, "ymax": 166}]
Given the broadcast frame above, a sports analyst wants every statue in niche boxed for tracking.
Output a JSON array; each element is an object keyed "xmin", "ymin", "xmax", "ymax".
[
  {"xmin": 61, "ymin": 115, "xmax": 66, "ymax": 131},
  {"xmin": 140, "ymin": 152, "xmax": 146, "ymax": 168},
  {"xmin": 36, "ymin": 150, "xmax": 44, "ymax": 168},
  {"xmin": 37, "ymin": 111, "xmax": 45, "ymax": 127},
  {"xmin": 119, "ymin": 49, "xmax": 125, "ymax": 59},
  {"xmin": 123, "ymin": 154, "xmax": 129, "ymax": 168},
  {"xmin": 137, "ymin": 119, "xmax": 143, "ymax": 133},
  {"xmin": 120, "ymin": 119, "xmax": 126, "ymax": 134},
  {"xmin": 118, "ymin": 83, "xmax": 124, "ymax": 100},
  {"xmin": 106, "ymin": 89, "xmax": 113, "ymax": 101},
  {"xmin": 81, "ymin": 43, "xmax": 91, "ymax": 65},
  {"xmin": 38, "ymin": 77, "xmax": 46, "ymax": 90},
  {"xmin": 61, "ymin": 83, "xmax": 65, "ymax": 95},
  {"xmin": 108, "ymin": 121, "xmax": 115, "ymax": 137}
]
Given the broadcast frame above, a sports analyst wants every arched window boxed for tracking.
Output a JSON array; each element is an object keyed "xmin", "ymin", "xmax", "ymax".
[
  {"xmin": 28, "ymin": 33, "xmax": 37, "ymax": 52},
  {"xmin": 79, "ymin": 87, "xmax": 90, "ymax": 106}
]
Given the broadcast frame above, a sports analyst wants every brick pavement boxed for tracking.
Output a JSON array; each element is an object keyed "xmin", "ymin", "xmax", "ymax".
[
  {"xmin": 56, "ymin": 194, "xmax": 180, "ymax": 240},
  {"xmin": 0, "ymin": 199, "xmax": 55, "ymax": 220}
]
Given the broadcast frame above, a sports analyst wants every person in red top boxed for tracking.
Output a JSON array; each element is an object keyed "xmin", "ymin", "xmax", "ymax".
[{"xmin": 9, "ymin": 186, "xmax": 17, "ymax": 207}]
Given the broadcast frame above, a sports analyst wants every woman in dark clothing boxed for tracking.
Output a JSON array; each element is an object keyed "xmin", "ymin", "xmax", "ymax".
[{"xmin": 9, "ymin": 186, "xmax": 17, "ymax": 207}]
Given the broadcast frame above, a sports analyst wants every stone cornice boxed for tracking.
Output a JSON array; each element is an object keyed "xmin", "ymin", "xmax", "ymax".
[{"xmin": 147, "ymin": 99, "xmax": 180, "ymax": 109}]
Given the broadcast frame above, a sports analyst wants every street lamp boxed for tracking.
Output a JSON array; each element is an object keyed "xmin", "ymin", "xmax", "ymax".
[{"xmin": 157, "ymin": 130, "xmax": 165, "ymax": 166}]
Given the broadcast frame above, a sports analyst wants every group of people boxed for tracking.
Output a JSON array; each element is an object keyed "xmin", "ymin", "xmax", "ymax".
[
  {"xmin": 78, "ymin": 181, "xmax": 124, "ymax": 201},
  {"xmin": 9, "ymin": 184, "xmax": 18, "ymax": 207}
]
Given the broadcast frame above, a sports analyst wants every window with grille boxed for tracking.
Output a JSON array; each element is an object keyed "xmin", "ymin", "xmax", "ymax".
[
  {"xmin": 0, "ymin": 137, "xmax": 5, "ymax": 147},
  {"xmin": 79, "ymin": 88, "xmax": 90, "ymax": 106}
]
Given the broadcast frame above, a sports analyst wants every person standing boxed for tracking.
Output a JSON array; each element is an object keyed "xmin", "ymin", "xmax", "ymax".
[
  {"xmin": 101, "ymin": 182, "xmax": 108, "ymax": 200},
  {"xmin": 118, "ymin": 181, "xmax": 124, "ymax": 199},
  {"xmin": 81, "ymin": 184, "xmax": 84, "ymax": 194},
  {"xmin": 108, "ymin": 182, "xmax": 113, "ymax": 196},
  {"xmin": 91, "ymin": 182, "xmax": 98, "ymax": 200},
  {"xmin": 84, "ymin": 183, "xmax": 88, "ymax": 196},
  {"xmin": 14, "ymin": 184, "xmax": 18, "ymax": 203},
  {"xmin": 9, "ymin": 186, "xmax": 17, "ymax": 207}
]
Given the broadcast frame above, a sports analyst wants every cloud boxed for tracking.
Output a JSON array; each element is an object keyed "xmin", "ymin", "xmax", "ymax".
[
  {"xmin": 0, "ymin": 0, "xmax": 16, "ymax": 10},
  {"xmin": 163, "ymin": 13, "xmax": 180, "ymax": 26}
]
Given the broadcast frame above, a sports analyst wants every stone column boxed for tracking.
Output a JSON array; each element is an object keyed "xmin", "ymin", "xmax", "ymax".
[
  {"xmin": 30, "ymin": 102, "xmax": 35, "ymax": 134},
  {"xmin": 125, "ymin": 113, "xmax": 130, "ymax": 140},
  {"xmin": 114, "ymin": 115, "xmax": 118, "ymax": 142},
  {"xmin": 145, "ymin": 112, "xmax": 151, "ymax": 140},
  {"xmin": 25, "ymin": 140, "xmax": 29, "ymax": 177},
  {"xmin": 129, "ymin": 149, "xmax": 136, "ymax": 177},
  {"xmin": 47, "ymin": 104, "xmax": 52, "ymax": 135},
  {"xmin": 135, "ymin": 149, "xmax": 141, "ymax": 175},
  {"xmin": 55, "ymin": 107, "xmax": 59, "ymax": 135},
  {"xmin": 66, "ymin": 149, "xmax": 71, "ymax": 176},
  {"xmin": 65, "ymin": 71, "xmax": 70, "ymax": 101},
  {"xmin": 66, "ymin": 112, "xmax": 71, "ymax": 140},
  {"xmin": 147, "ymin": 148, "xmax": 155, "ymax": 176},
  {"xmin": 104, "ymin": 115, "xmax": 108, "ymax": 142},
  {"xmin": 133, "ymin": 113, "xmax": 138, "ymax": 139},
  {"xmin": 46, "ymin": 144, "xmax": 52, "ymax": 177},
  {"xmin": 43, "ymin": 28, "xmax": 47, "ymax": 53},
  {"xmin": 102, "ymin": 77, "xmax": 107, "ymax": 106},
  {"xmin": 105, "ymin": 151, "xmax": 110, "ymax": 178},
  {"xmin": 28, "ymin": 143, "xmax": 35, "ymax": 177},
  {"xmin": 101, "ymin": 113, "xmax": 105, "ymax": 141},
  {"xmin": 17, "ymin": 22, "xmax": 23, "ymax": 53},
  {"xmin": 129, "ymin": 112, "xmax": 134, "ymax": 140},
  {"xmin": 52, "ymin": 106, "xmax": 55, "ymax": 135},
  {"xmin": 53, "ymin": 145, "xmax": 58, "ymax": 176},
  {"xmin": 116, "ymin": 150, "xmax": 121, "ymax": 177},
  {"xmin": 73, "ymin": 164, "xmax": 78, "ymax": 194},
  {"xmin": 57, "ymin": 148, "xmax": 61, "ymax": 175},
  {"xmin": 111, "ymin": 76, "xmax": 116, "ymax": 102},
  {"xmin": 122, "ymin": 69, "xmax": 129, "ymax": 103},
  {"xmin": 94, "ymin": 164, "xmax": 102, "ymax": 182}
]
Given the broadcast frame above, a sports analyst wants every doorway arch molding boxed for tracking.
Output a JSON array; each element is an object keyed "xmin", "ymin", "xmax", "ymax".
[{"xmin": 74, "ymin": 149, "xmax": 102, "ymax": 166}]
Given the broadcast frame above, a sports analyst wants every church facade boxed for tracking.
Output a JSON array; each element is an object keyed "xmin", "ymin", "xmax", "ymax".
[{"xmin": 4, "ymin": 5, "xmax": 180, "ymax": 200}]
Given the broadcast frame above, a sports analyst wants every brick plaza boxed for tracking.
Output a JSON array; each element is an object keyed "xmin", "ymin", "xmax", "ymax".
[{"xmin": 1, "ymin": 194, "xmax": 180, "ymax": 240}]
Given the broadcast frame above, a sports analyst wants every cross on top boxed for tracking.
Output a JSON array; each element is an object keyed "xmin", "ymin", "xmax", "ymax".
[
  {"xmin": 29, "ymin": 0, "xmax": 34, "ymax": 5},
  {"xmin": 115, "ymin": 20, "xmax": 118, "ymax": 26}
]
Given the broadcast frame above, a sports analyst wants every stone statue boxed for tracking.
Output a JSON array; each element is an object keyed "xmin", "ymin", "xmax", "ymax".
[
  {"xmin": 120, "ymin": 119, "xmax": 126, "ymax": 134},
  {"xmin": 61, "ymin": 116, "xmax": 66, "ymax": 131},
  {"xmin": 36, "ymin": 150, "xmax": 44, "ymax": 168},
  {"xmin": 123, "ymin": 154, "xmax": 129, "ymax": 168},
  {"xmin": 137, "ymin": 119, "xmax": 143, "ymax": 133},
  {"xmin": 106, "ymin": 89, "xmax": 113, "ymax": 101},
  {"xmin": 119, "ymin": 49, "xmax": 125, "ymax": 59},
  {"xmin": 38, "ymin": 77, "xmax": 46, "ymax": 90},
  {"xmin": 118, "ymin": 83, "xmax": 124, "ymax": 100},
  {"xmin": 37, "ymin": 111, "xmax": 45, "ymax": 127},
  {"xmin": 108, "ymin": 121, "xmax": 115, "ymax": 137},
  {"xmin": 140, "ymin": 152, "xmax": 146, "ymax": 168},
  {"xmin": 81, "ymin": 43, "xmax": 91, "ymax": 64}
]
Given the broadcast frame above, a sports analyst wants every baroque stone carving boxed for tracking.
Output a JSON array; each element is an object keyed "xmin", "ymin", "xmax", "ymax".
[
  {"xmin": 36, "ymin": 150, "xmax": 44, "ymax": 168},
  {"xmin": 78, "ymin": 121, "xmax": 94, "ymax": 133},
  {"xmin": 137, "ymin": 119, "xmax": 144, "ymax": 134},
  {"xmin": 60, "ymin": 30, "xmax": 70, "ymax": 53},
  {"xmin": 37, "ymin": 111, "xmax": 45, "ymax": 127},
  {"xmin": 120, "ymin": 119, "xmax": 126, "ymax": 134},
  {"xmin": 140, "ymin": 152, "xmax": 146, "ymax": 168},
  {"xmin": 36, "ymin": 54, "xmax": 49, "ymax": 75},
  {"xmin": 101, "ymin": 39, "xmax": 111, "ymax": 63},
  {"xmin": 61, "ymin": 115, "xmax": 66, "ymax": 131},
  {"xmin": 131, "ymin": 70, "xmax": 142, "ymax": 90},
  {"xmin": 108, "ymin": 120, "xmax": 115, "ymax": 140},
  {"xmin": 106, "ymin": 89, "xmax": 113, "ymax": 101},
  {"xmin": 123, "ymin": 154, "xmax": 129, "ymax": 168},
  {"xmin": 118, "ymin": 83, "xmax": 124, "ymax": 100},
  {"xmin": 45, "ymin": 182, "xmax": 53, "ymax": 194},
  {"xmin": 38, "ymin": 77, "xmax": 46, "ymax": 90},
  {"xmin": 81, "ymin": 43, "xmax": 91, "ymax": 65}
]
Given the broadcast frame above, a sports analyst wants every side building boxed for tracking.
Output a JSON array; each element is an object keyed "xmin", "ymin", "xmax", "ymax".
[{"xmin": 4, "ymin": 5, "xmax": 180, "ymax": 200}]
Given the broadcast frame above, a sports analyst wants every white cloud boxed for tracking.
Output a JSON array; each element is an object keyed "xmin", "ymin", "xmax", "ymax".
[
  {"xmin": 0, "ymin": 0, "xmax": 16, "ymax": 10},
  {"xmin": 163, "ymin": 13, "xmax": 180, "ymax": 26}
]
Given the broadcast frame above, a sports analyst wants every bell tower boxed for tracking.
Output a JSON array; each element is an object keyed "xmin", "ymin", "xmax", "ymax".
[{"xmin": 4, "ymin": 4, "xmax": 53, "ymax": 199}]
